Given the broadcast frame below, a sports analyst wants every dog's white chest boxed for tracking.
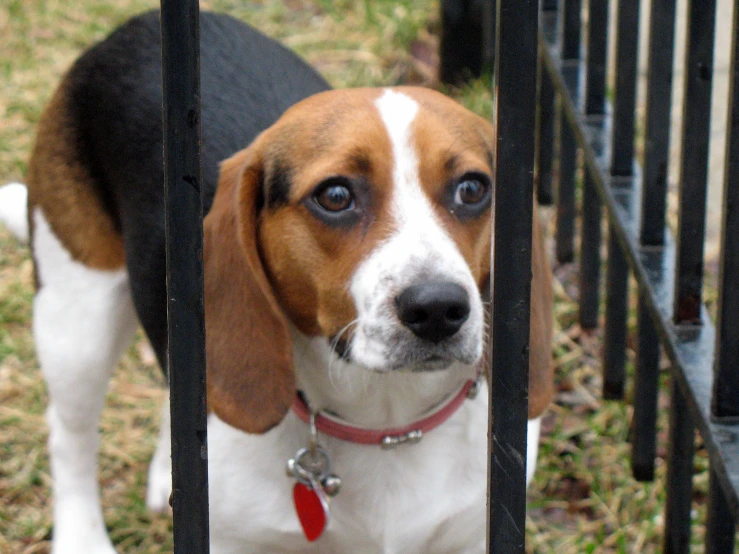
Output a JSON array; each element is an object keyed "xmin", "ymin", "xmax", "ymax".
[{"xmin": 206, "ymin": 392, "xmax": 490, "ymax": 554}]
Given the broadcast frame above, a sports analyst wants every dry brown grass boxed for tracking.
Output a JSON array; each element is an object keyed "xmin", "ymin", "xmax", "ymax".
[{"xmin": 0, "ymin": 0, "xmax": 718, "ymax": 552}]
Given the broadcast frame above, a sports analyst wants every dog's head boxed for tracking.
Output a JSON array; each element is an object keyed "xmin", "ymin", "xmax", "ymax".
[{"xmin": 204, "ymin": 87, "xmax": 551, "ymax": 433}]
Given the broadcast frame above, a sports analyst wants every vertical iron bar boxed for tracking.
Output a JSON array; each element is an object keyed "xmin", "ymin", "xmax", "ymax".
[
  {"xmin": 482, "ymin": 0, "xmax": 496, "ymax": 74},
  {"xmin": 640, "ymin": 0, "xmax": 677, "ymax": 247},
  {"xmin": 559, "ymin": 0, "xmax": 582, "ymax": 60},
  {"xmin": 556, "ymin": 115, "xmax": 577, "ymax": 263},
  {"xmin": 584, "ymin": 0, "xmax": 608, "ymax": 115},
  {"xmin": 536, "ymin": 53, "xmax": 556, "ymax": 205},
  {"xmin": 554, "ymin": 0, "xmax": 580, "ymax": 264},
  {"xmin": 439, "ymin": 0, "xmax": 488, "ymax": 84},
  {"xmin": 662, "ymin": 379, "xmax": 694, "ymax": 554},
  {"xmin": 631, "ymin": 298, "xmax": 660, "ymax": 481},
  {"xmin": 600, "ymin": 0, "xmax": 639, "ymax": 395},
  {"xmin": 610, "ymin": 0, "xmax": 640, "ymax": 177},
  {"xmin": 631, "ymin": 0, "xmax": 676, "ymax": 493},
  {"xmin": 579, "ymin": 172, "xmax": 601, "ymax": 329},
  {"xmin": 711, "ymin": 0, "xmax": 739, "ymax": 422},
  {"xmin": 160, "ymin": 1, "xmax": 209, "ymax": 552},
  {"xmin": 487, "ymin": 0, "xmax": 537, "ymax": 549},
  {"xmin": 673, "ymin": 0, "xmax": 716, "ymax": 324},
  {"xmin": 636, "ymin": 0, "xmax": 677, "ymax": 459},
  {"xmin": 602, "ymin": 231, "xmax": 628, "ymax": 399},
  {"xmin": 705, "ymin": 469, "xmax": 737, "ymax": 552},
  {"xmin": 577, "ymin": 0, "xmax": 607, "ymax": 329}
]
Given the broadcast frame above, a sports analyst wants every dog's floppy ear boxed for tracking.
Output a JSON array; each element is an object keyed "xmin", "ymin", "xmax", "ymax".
[
  {"xmin": 203, "ymin": 140, "xmax": 294, "ymax": 434},
  {"xmin": 528, "ymin": 217, "xmax": 554, "ymax": 418}
]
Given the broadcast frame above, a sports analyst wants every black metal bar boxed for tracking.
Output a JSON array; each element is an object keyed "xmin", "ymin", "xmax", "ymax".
[
  {"xmin": 160, "ymin": 2, "xmax": 209, "ymax": 552},
  {"xmin": 439, "ymin": 0, "xmax": 488, "ymax": 84},
  {"xmin": 553, "ymin": 0, "xmax": 579, "ymax": 263},
  {"xmin": 559, "ymin": 0, "xmax": 581, "ymax": 60},
  {"xmin": 579, "ymin": 172, "xmax": 601, "ymax": 329},
  {"xmin": 673, "ymin": 0, "xmax": 716, "ymax": 324},
  {"xmin": 487, "ymin": 0, "xmax": 537, "ymax": 549},
  {"xmin": 705, "ymin": 468, "xmax": 737, "ymax": 552},
  {"xmin": 583, "ymin": 0, "xmax": 608, "ymax": 115},
  {"xmin": 482, "ymin": 0, "xmax": 496, "ymax": 75},
  {"xmin": 536, "ymin": 0, "xmax": 558, "ymax": 207},
  {"xmin": 556, "ymin": 110, "xmax": 577, "ymax": 263},
  {"xmin": 610, "ymin": 0, "xmax": 640, "ymax": 177},
  {"xmin": 536, "ymin": 53, "xmax": 555, "ymax": 205},
  {"xmin": 711, "ymin": 0, "xmax": 739, "ymax": 422},
  {"xmin": 640, "ymin": 0, "xmax": 676, "ymax": 246},
  {"xmin": 594, "ymin": 0, "xmax": 632, "ymax": 375},
  {"xmin": 576, "ymin": 0, "xmax": 607, "ymax": 330},
  {"xmin": 662, "ymin": 378, "xmax": 694, "ymax": 554},
  {"xmin": 631, "ymin": 297, "xmax": 660, "ymax": 481},
  {"xmin": 602, "ymin": 229, "xmax": 628, "ymax": 399}
]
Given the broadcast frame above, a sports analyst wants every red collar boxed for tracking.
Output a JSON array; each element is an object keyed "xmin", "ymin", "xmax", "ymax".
[{"xmin": 291, "ymin": 375, "xmax": 482, "ymax": 448}]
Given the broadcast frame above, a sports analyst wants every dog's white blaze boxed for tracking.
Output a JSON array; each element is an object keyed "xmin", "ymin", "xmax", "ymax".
[
  {"xmin": 374, "ymin": 90, "xmax": 419, "ymax": 225},
  {"xmin": 348, "ymin": 89, "xmax": 484, "ymax": 371},
  {"xmin": 33, "ymin": 207, "xmax": 138, "ymax": 554}
]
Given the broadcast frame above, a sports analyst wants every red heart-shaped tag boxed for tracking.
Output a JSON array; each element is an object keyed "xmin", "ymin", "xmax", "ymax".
[{"xmin": 293, "ymin": 482, "xmax": 328, "ymax": 542}]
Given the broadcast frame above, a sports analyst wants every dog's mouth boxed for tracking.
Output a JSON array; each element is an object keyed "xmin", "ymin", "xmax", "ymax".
[
  {"xmin": 409, "ymin": 355, "xmax": 454, "ymax": 372},
  {"xmin": 328, "ymin": 333, "xmax": 474, "ymax": 373},
  {"xmin": 390, "ymin": 352, "xmax": 471, "ymax": 373},
  {"xmin": 329, "ymin": 335, "xmax": 352, "ymax": 361}
]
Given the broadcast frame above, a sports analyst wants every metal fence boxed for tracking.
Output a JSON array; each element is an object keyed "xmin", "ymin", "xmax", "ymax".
[{"xmin": 443, "ymin": 0, "xmax": 739, "ymax": 551}]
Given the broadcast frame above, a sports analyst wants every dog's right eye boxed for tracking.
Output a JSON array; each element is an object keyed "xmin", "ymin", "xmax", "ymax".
[
  {"xmin": 315, "ymin": 181, "xmax": 354, "ymax": 212},
  {"xmin": 305, "ymin": 177, "xmax": 362, "ymax": 228}
]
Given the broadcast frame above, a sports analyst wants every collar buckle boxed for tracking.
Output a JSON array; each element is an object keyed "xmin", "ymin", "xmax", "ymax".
[{"xmin": 380, "ymin": 429, "xmax": 423, "ymax": 449}]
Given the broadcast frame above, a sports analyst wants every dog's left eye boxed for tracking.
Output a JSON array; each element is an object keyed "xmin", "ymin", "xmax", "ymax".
[
  {"xmin": 447, "ymin": 173, "xmax": 492, "ymax": 219},
  {"xmin": 454, "ymin": 178, "xmax": 487, "ymax": 205}
]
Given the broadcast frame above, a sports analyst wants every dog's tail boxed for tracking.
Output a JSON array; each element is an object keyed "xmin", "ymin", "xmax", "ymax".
[{"xmin": 0, "ymin": 183, "xmax": 29, "ymax": 243}]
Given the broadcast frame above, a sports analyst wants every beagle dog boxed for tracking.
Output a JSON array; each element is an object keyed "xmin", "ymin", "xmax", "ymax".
[{"xmin": 1, "ymin": 9, "xmax": 553, "ymax": 554}]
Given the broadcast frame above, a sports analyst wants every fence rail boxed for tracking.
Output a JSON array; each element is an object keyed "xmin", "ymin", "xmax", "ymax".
[
  {"xmin": 533, "ymin": 0, "xmax": 739, "ymax": 550},
  {"xmin": 441, "ymin": 0, "xmax": 739, "ymax": 550}
]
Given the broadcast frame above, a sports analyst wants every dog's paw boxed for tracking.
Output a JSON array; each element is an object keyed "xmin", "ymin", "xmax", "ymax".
[
  {"xmin": 52, "ymin": 496, "xmax": 118, "ymax": 554},
  {"xmin": 0, "ymin": 182, "xmax": 29, "ymax": 243},
  {"xmin": 51, "ymin": 521, "xmax": 117, "ymax": 554},
  {"xmin": 146, "ymin": 444, "xmax": 172, "ymax": 513},
  {"xmin": 52, "ymin": 542, "xmax": 117, "ymax": 554},
  {"xmin": 146, "ymin": 471, "xmax": 172, "ymax": 513}
]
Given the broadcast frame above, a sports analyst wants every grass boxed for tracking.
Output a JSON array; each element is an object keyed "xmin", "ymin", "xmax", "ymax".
[{"xmin": 0, "ymin": 0, "xmax": 720, "ymax": 552}]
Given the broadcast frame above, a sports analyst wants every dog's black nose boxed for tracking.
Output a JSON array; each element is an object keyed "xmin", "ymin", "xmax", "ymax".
[{"xmin": 396, "ymin": 282, "xmax": 470, "ymax": 343}]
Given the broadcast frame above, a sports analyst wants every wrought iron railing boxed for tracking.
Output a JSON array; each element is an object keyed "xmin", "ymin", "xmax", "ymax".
[{"xmin": 442, "ymin": 0, "xmax": 739, "ymax": 551}]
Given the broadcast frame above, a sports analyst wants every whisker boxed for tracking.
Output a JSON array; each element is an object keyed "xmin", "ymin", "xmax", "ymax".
[{"xmin": 327, "ymin": 318, "xmax": 360, "ymax": 391}]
